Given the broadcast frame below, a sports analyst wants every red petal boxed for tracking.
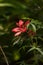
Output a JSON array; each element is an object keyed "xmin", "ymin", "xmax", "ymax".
[
  {"xmin": 19, "ymin": 20, "xmax": 24, "ymax": 27},
  {"xmin": 20, "ymin": 27, "xmax": 27, "ymax": 32},
  {"xmin": 16, "ymin": 22, "xmax": 19, "ymax": 26},
  {"xmin": 12, "ymin": 28, "xmax": 20, "ymax": 32},
  {"xmin": 14, "ymin": 31, "xmax": 21, "ymax": 36},
  {"xmin": 25, "ymin": 20, "xmax": 30, "ymax": 26}
]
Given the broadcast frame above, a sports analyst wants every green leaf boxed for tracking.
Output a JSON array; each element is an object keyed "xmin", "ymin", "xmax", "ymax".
[
  {"xmin": 31, "ymin": 19, "xmax": 41, "ymax": 25},
  {"xmin": 36, "ymin": 48, "xmax": 43, "ymax": 55},
  {"xmin": 0, "ymin": 3, "xmax": 13, "ymax": 7},
  {"xmin": 27, "ymin": 47, "xmax": 36, "ymax": 53},
  {"xmin": 30, "ymin": 23, "xmax": 36, "ymax": 32},
  {"xmin": 13, "ymin": 37, "xmax": 21, "ymax": 46}
]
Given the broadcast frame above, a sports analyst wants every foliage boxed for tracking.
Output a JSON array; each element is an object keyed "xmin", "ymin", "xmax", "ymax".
[{"xmin": 0, "ymin": 0, "xmax": 43, "ymax": 65}]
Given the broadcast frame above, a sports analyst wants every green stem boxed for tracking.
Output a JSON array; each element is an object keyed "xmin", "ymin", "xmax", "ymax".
[{"xmin": 0, "ymin": 46, "xmax": 9, "ymax": 65}]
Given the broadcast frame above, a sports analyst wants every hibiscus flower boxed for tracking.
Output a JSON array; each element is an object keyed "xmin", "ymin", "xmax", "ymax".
[{"xmin": 12, "ymin": 20, "xmax": 30, "ymax": 36}]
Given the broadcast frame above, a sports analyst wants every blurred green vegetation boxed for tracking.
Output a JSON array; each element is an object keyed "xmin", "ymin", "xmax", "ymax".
[{"xmin": 0, "ymin": 0, "xmax": 43, "ymax": 65}]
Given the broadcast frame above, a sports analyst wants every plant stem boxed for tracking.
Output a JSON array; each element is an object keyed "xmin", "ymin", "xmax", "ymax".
[{"xmin": 0, "ymin": 45, "xmax": 9, "ymax": 65}]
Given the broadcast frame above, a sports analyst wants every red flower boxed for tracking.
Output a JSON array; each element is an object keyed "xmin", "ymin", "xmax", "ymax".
[
  {"xmin": 12, "ymin": 20, "xmax": 30, "ymax": 36},
  {"xmin": 28, "ymin": 30, "xmax": 36, "ymax": 36}
]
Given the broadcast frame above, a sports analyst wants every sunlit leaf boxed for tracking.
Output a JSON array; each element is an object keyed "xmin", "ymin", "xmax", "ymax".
[{"xmin": 0, "ymin": 3, "xmax": 13, "ymax": 7}]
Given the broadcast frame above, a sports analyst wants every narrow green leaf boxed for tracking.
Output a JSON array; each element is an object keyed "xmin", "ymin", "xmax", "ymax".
[
  {"xmin": 13, "ymin": 37, "xmax": 21, "ymax": 46},
  {"xmin": 27, "ymin": 47, "xmax": 36, "ymax": 53},
  {"xmin": 0, "ymin": 3, "xmax": 13, "ymax": 7},
  {"xmin": 30, "ymin": 23, "xmax": 36, "ymax": 32},
  {"xmin": 36, "ymin": 48, "xmax": 43, "ymax": 55}
]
